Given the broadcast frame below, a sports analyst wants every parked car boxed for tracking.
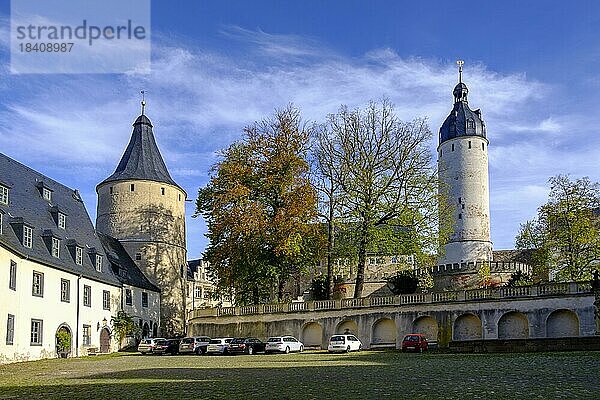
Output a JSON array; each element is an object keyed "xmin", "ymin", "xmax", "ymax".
[
  {"xmin": 327, "ymin": 334, "xmax": 362, "ymax": 353},
  {"xmin": 227, "ymin": 337, "xmax": 266, "ymax": 355},
  {"xmin": 178, "ymin": 336, "xmax": 211, "ymax": 355},
  {"xmin": 206, "ymin": 338, "xmax": 233, "ymax": 355},
  {"xmin": 401, "ymin": 334, "xmax": 428, "ymax": 352},
  {"xmin": 265, "ymin": 336, "xmax": 304, "ymax": 354},
  {"xmin": 153, "ymin": 339, "xmax": 180, "ymax": 355},
  {"xmin": 138, "ymin": 338, "xmax": 166, "ymax": 355}
]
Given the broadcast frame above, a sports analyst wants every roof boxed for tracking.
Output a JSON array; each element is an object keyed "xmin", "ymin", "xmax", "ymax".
[
  {"xmin": 98, "ymin": 114, "xmax": 182, "ymax": 190},
  {"xmin": 97, "ymin": 233, "xmax": 160, "ymax": 292},
  {"xmin": 0, "ymin": 153, "xmax": 121, "ymax": 287},
  {"xmin": 187, "ymin": 258, "xmax": 203, "ymax": 281},
  {"xmin": 439, "ymin": 82, "xmax": 487, "ymax": 145},
  {"xmin": 492, "ymin": 249, "xmax": 535, "ymax": 264}
]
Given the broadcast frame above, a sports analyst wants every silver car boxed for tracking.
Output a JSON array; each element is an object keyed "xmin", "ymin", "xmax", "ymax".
[
  {"xmin": 178, "ymin": 336, "xmax": 211, "ymax": 355},
  {"xmin": 206, "ymin": 337, "xmax": 233, "ymax": 355},
  {"xmin": 137, "ymin": 338, "xmax": 166, "ymax": 355}
]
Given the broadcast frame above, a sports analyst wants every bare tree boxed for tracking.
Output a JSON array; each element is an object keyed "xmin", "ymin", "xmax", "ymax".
[{"xmin": 320, "ymin": 100, "xmax": 441, "ymax": 298}]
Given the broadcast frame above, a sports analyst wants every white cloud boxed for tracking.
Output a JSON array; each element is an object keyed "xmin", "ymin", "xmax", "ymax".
[{"xmin": 0, "ymin": 25, "xmax": 598, "ymax": 255}]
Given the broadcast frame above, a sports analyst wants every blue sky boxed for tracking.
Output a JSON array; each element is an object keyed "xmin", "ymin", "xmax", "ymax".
[{"xmin": 0, "ymin": 1, "xmax": 599, "ymax": 259}]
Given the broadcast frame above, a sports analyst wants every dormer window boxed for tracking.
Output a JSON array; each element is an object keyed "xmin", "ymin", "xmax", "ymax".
[
  {"xmin": 76, "ymin": 246, "xmax": 83, "ymax": 265},
  {"xmin": 58, "ymin": 213, "xmax": 66, "ymax": 229},
  {"xmin": 43, "ymin": 188, "xmax": 52, "ymax": 201},
  {"xmin": 467, "ymin": 119, "xmax": 475, "ymax": 130},
  {"xmin": 36, "ymin": 181, "xmax": 53, "ymax": 202},
  {"xmin": 95, "ymin": 255, "xmax": 103, "ymax": 272},
  {"xmin": 41, "ymin": 230, "xmax": 61, "ymax": 257},
  {"xmin": 0, "ymin": 185, "xmax": 8, "ymax": 205},
  {"xmin": 51, "ymin": 237, "xmax": 60, "ymax": 258},
  {"xmin": 23, "ymin": 226, "xmax": 33, "ymax": 248}
]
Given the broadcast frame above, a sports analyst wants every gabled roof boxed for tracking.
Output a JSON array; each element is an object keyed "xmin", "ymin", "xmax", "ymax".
[
  {"xmin": 97, "ymin": 233, "xmax": 160, "ymax": 293},
  {"xmin": 187, "ymin": 258, "xmax": 203, "ymax": 281},
  {"xmin": 97, "ymin": 114, "xmax": 182, "ymax": 190},
  {"xmin": 0, "ymin": 153, "xmax": 121, "ymax": 287}
]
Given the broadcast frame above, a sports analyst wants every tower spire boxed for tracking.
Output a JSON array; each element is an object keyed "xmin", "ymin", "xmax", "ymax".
[
  {"xmin": 457, "ymin": 60, "xmax": 464, "ymax": 83},
  {"xmin": 140, "ymin": 90, "xmax": 146, "ymax": 115}
]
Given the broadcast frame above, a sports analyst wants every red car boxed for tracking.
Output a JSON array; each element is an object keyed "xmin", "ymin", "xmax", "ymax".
[{"xmin": 402, "ymin": 334, "xmax": 428, "ymax": 352}]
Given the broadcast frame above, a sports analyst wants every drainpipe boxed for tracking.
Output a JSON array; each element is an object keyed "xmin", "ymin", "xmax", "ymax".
[{"xmin": 75, "ymin": 274, "xmax": 82, "ymax": 357}]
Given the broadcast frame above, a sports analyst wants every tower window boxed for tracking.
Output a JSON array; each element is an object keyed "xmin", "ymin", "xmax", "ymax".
[
  {"xmin": 130, "ymin": 184, "xmax": 135, "ymax": 192},
  {"xmin": 482, "ymin": 143, "xmax": 485, "ymax": 151},
  {"xmin": 458, "ymin": 213, "xmax": 462, "ymax": 220},
  {"xmin": 468, "ymin": 141, "xmax": 472, "ymax": 149},
  {"xmin": 161, "ymin": 187, "xmax": 165, "ymax": 196},
  {"xmin": 467, "ymin": 119, "xmax": 475, "ymax": 129},
  {"xmin": 451, "ymin": 144, "xmax": 455, "ymax": 152},
  {"xmin": 178, "ymin": 194, "xmax": 181, "ymax": 201},
  {"xmin": 440, "ymin": 149, "xmax": 442, "ymax": 157},
  {"xmin": 109, "ymin": 186, "xmax": 113, "ymax": 194}
]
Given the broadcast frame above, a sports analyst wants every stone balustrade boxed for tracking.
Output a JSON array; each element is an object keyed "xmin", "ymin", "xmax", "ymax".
[{"xmin": 189, "ymin": 282, "xmax": 593, "ymax": 320}]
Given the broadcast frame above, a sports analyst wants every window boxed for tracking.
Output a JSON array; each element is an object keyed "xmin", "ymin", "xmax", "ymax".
[
  {"xmin": 130, "ymin": 184, "xmax": 135, "ymax": 192},
  {"xmin": 135, "ymin": 253, "xmax": 142, "ymax": 261},
  {"xmin": 109, "ymin": 186, "xmax": 113, "ymax": 194},
  {"xmin": 161, "ymin": 187, "xmax": 165, "ymax": 196},
  {"xmin": 482, "ymin": 143, "xmax": 485, "ymax": 151},
  {"xmin": 51, "ymin": 237, "xmax": 60, "ymax": 258},
  {"xmin": 458, "ymin": 213, "xmax": 462, "ymax": 220},
  {"xmin": 103, "ymin": 290, "xmax": 110, "ymax": 310},
  {"xmin": 9, "ymin": 260, "xmax": 16, "ymax": 290},
  {"xmin": 58, "ymin": 213, "xmax": 66, "ymax": 229},
  {"xmin": 203, "ymin": 290, "xmax": 212, "ymax": 300},
  {"xmin": 95, "ymin": 255, "xmax": 103, "ymax": 272},
  {"xmin": 451, "ymin": 144, "xmax": 455, "ymax": 151},
  {"xmin": 141, "ymin": 292, "xmax": 148, "ymax": 308},
  {"xmin": 83, "ymin": 285, "xmax": 91, "ymax": 307},
  {"xmin": 194, "ymin": 287, "xmax": 201, "ymax": 298},
  {"xmin": 42, "ymin": 187, "xmax": 52, "ymax": 201},
  {"xmin": 6, "ymin": 314, "xmax": 15, "ymax": 345},
  {"xmin": 32, "ymin": 271, "xmax": 44, "ymax": 297},
  {"xmin": 125, "ymin": 289, "xmax": 132, "ymax": 306},
  {"xmin": 23, "ymin": 226, "xmax": 33, "ymax": 248},
  {"xmin": 468, "ymin": 140, "xmax": 472, "ymax": 149},
  {"xmin": 178, "ymin": 194, "xmax": 181, "ymax": 201},
  {"xmin": 82, "ymin": 325, "xmax": 91, "ymax": 346},
  {"xmin": 0, "ymin": 185, "xmax": 8, "ymax": 205},
  {"xmin": 31, "ymin": 319, "xmax": 43, "ymax": 345},
  {"xmin": 467, "ymin": 119, "xmax": 475, "ymax": 129},
  {"xmin": 60, "ymin": 279, "xmax": 70, "ymax": 302},
  {"xmin": 75, "ymin": 247, "xmax": 83, "ymax": 265}
]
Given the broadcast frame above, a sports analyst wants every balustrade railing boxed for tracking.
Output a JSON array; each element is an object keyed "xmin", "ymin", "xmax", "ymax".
[{"xmin": 193, "ymin": 281, "xmax": 593, "ymax": 318}]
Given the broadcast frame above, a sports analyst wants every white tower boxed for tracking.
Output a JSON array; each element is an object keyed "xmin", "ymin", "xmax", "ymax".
[{"xmin": 438, "ymin": 61, "xmax": 492, "ymax": 268}]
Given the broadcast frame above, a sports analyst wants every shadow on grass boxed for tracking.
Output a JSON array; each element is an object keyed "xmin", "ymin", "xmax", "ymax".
[{"xmin": 1, "ymin": 352, "xmax": 599, "ymax": 400}]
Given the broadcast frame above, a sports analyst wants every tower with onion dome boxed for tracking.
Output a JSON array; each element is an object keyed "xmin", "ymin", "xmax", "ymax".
[
  {"xmin": 436, "ymin": 61, "xmax": 493, "ymax": 287},
  {"xmin": 96, "ymin": 98, "xmax": 187, "ymax": 336}
]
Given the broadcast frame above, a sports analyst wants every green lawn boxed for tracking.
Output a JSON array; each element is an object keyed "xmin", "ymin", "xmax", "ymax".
[{"xmin": 0, "ymin": 351, "xmax": 598, "ymax": 399}]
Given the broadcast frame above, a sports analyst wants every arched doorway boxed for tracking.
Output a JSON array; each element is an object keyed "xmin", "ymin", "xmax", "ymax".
[
  {"xmin": 302, "ymin": 322, "xmax": 323, "ymax": 348},
  {"xmin": 546, "ymin": 309, "xmax": 579, "ymax": 338},
  {"xmin": 413, "ymin": 316, "xmax": 439, "ymax": 341},
  {"xmin": 372, "ymin": 318, "xmax": 396, "ymax": 346},
  {"xmin": 336, "ymin": 320, "xmax": 358, "ymax": 335},
  {"xmin": 142, "ymin": 322, "xmax": 150, "ymax": 338},
  {"xmin": 55, "ymin": 324, "xmax": 72, "ymax": 358},
  {"xmin": 100, "ymin": 327, "xmax": 111, "ymax": 353},
  {"xmin": 453, "ymin": 314, "xmax": 482, "ymax": 341},
  {"xmin": 498, "ymin": 311, "xmax": 529, "ymax": 339}
]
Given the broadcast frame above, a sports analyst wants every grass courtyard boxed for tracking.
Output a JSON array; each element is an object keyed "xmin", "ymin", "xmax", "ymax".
[{"xmin": 0, "ymin": 351, "xmax": 598, "ymax": 399}]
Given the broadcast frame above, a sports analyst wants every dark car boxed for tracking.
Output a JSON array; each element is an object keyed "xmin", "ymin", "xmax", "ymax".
[
  {"xmin": 401, "ymin": 334, "xmax": 428, "ymax": 353},
  {"xmin": 154, "ymin": 339, "xmax": 181, "ymax": 355},
  {"xmin": 227, "ymin": 337, "xmax": 266, "ymax": 355}
]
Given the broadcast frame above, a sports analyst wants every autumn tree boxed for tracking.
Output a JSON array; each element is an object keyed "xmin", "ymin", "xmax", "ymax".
[
  {"xmin": 196, "ymin": 106, "xmax": 320, "ymax": 305},
  {"xmin": 316, "ymin": 100, "xmax": 444, "ymax": 298},
  {"xmin": 516, "ymin": 175, "xmax": 600, "ymax": 282}
]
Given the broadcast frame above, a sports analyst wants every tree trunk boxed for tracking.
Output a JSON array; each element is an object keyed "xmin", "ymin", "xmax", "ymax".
[
  {"xmin": 354, "ymin": 222, "xmax": 369, "ymax": 298},
  {"xmin": 278, "ymin": 278, "xmax": 286, "ymax": 302},
  {"xmin": 326, "ymin": 198, "xmax": 335, "ymax": 299}
]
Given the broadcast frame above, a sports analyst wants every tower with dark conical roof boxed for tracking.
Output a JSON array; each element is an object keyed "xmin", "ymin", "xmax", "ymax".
[
  {"xmin": 96, "ymin": 109, "xmax": 187, "ymax": 336},
  {"xmin": 437, "ymin": 62, "xmax": 493, "ymax": 287}
]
